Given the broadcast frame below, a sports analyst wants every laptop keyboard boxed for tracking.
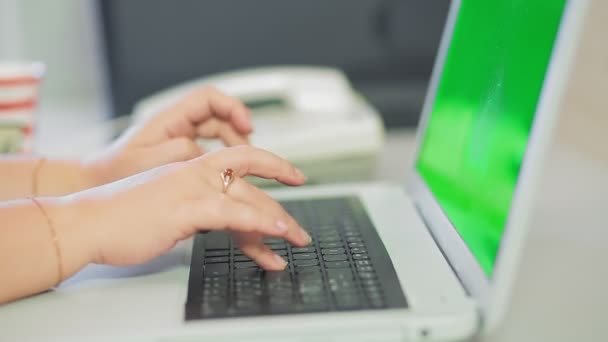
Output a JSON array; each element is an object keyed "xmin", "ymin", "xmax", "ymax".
[{"xmin": 186, "ymin": 196, "xmax": 407, "ymax": 320}]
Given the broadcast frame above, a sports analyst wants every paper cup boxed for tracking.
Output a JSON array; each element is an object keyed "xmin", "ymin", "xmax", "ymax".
[{"xmin": 0, "ymin": 61, "xmax": 44, "ymax": 154}]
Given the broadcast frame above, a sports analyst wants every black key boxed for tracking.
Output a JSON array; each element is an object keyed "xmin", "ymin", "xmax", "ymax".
[
  {"xmin": 236, "ymin": 283, "xmax": 262, "ymax": 291},
  {"xmin": 205, "ymin": 256, "xmax": 229, "ymax": 264},
  {"xmin": 292, "ymin": 247, "xmax": 316, "ymax": 253},
  {"xmin": 326, "ymin": 271, "xmax": 353, "ymax": 281},
  {"xmin": 364, "ymin": 286, "xmax": 383, "ymax": 296},
  {"xmin": 265, "ymin": 270, "xmax": 292, "ymax": 283},
  {"xmin": 234, "ymin": 279, "xmax": 261, "ymax": 288},
  {"xmin": 205, "ymin": 250, "xmax": 229, "ymax": 257},
  {"xmin": 357, "ymin": 266, "xmax": 374, "ymax": 272},
  {"xmin": 204, "ymin": 263, "xmax": 229, "ymax": 276},
  {"xmin": 274, "ymin": 250, "xmax": 288, "ymax": 256},
  {"xmin": 356, "ymin": 260, "xmax": 371, "ymax": 266},
  {"xmin": 299, "ymin": 284, "xmax": 325, "ymax": 295},
  {"xmin": 202, "ymin": 282, "xmax": 226, "ymax": 289},
  {"xmin": 361, "ymin": 279, "xmax": 380, "ymax": 287},
  {"xmin": 326, "ymin": 268, "xmax": 353, "ymax": 277},
  {"xmin": 296, "ymin": 266, "xmax": 321, "ymax": 274},
  {"xmin": 324, "ymin": 261, "xmax": 350, "ymax": 268},
  {"xmin": 298, "ymin": 274, "xmax": 324, "ymax": 284},
  {"xmin": 323, "ymin": 254, "xmax": 348, "ymax": 262},
  {"xmin": 350, "ymin": 248, "xmax": 367, "ymax": 254},
  {"xmin": 318, "ymin": 235, "xmax": 341, "ymax": 243},
  {"xmin": 358, "ymin": 272, "xmax": 378, "ymax": 280},
  {"xmin": 203, "ymin": 275, "xmax": 228, "ymax": 283},
  {"xmin": 234, "ymin": 268, "xmax": 262, "ymax": 279},
  {"xmin": 293, "ymin": 253, "xmax": 317, "ymax": 260},
  {"xmin": 318, "ymin": 227, "xmax": 340, "ymax": 233},
  {"xmin": 346, "ymin": 237, "xmax": 363, "ymax": 243},
  {"xmin": 329, "ymin": 282, "xmax": 357, "ymax": 293},
  {"xmin": 315, "ymin": 226, "xmax": 338, "ymax": 233},
  {"xmin": 352, "ymin": 253, "xmax": 369, "ymax": 260},
  {"xmin": 349, "ymin": 242, "xmax": 365, "ymax": 248},
  {"xmin": 322, "ymin": 248, "xmax": 346, "ymax": 255},
  {"xmin": 233, "ymin": 255, "xmax": 251, "ymax": 262},
  {"xmin": 294, "ymin": 259, "xmax": 319, "ymax": 267},
  {"xmin": 233, "ymin": 249, "xmax": 244, "ymax": 255},
  {"xmin": 234, "ymin": 261, "xmax": 258, "ymax": 269},
  {"xmin": 343, "ymin": 231, "xmax": 361, "ymax": 237},
  {"xmin": 204, "ymin": 232, "xmax": 230, "ymax": 250},
  {"xmin": 317, "ymin": 229, "xmax": 340, "ymax": 238},
  {"xmin": 320, "ymin": 242, "xmax": 342, "ymax": 249},
  {"xmin": 268, "ymin": 243, "xmax": 287, "ymax": 250},
  {"xmin": 264, "ymin": 238, "xmax": 284, "ymax": 244},
  {"xmin": 201, "ymin": 288, "xmax": 226, "ymax": 297}
]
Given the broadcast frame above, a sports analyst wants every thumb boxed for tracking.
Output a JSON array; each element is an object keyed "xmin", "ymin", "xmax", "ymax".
[{"xmin": 143, "ymin": 138, "xmax": 204, "ymax": 168}]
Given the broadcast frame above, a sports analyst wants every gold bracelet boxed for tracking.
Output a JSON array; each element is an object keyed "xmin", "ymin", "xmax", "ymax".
[
  {"xmin": 32, "ymin": 158, "xmax": 46, "ymax": 197},
  {"xmin": 30, "ymin": 196, "xmax": 64, "ymax": 287}
]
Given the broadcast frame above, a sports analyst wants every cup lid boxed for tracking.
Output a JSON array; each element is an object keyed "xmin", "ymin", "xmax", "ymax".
[{"xmin": 0, "ymin": 62, "xmax": 45, "ymax": 81}]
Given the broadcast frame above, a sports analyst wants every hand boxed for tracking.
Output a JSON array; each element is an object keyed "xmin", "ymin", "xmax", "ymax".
[
  {"xmin": 84, "ymin": 86, "xmax": 252, "ymax": 187},
  {"xmin": 71, "ymin": 146, "xmax": 310, "ymax": 270}
]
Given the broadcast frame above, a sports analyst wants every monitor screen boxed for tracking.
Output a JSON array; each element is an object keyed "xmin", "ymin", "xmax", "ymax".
[{"xmin": 416, "ymin": 0, "xmax": 566, "ymax": 276}]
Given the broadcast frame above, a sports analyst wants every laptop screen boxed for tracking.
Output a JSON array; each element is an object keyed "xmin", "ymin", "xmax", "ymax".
[{"xmin": 416, "ymin": 1, "xmax": 566, "ymax": 277}]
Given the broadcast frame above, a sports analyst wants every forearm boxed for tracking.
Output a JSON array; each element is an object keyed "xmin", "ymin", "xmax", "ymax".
[
  {"xmin": 0, "ymin": 197, "xmax": 94, "ymax": 304},
  {"xmin": 0, "ymin": 156, "xmax": 92, "ymax": 201}
]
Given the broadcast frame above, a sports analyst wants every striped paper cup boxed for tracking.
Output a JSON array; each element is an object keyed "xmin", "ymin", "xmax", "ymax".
[{"xmin": 0, "ymin": 61, "xmax": 44, "ymax": 154}]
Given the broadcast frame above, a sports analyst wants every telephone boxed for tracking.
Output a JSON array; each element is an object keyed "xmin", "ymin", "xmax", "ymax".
[{"xmin": 132, "ymin": 66, "xmax": 385, "ymax": 184}]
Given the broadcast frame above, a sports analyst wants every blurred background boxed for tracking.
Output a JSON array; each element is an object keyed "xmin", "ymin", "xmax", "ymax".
[{"xmin": 0, "ymin": 0, "xmax": 449, "ymax": 127}]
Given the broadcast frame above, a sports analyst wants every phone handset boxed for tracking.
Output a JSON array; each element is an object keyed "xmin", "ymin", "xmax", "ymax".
[{"xmin": 133, "ymin": 66, "xmax": 357, "ymax": 123}]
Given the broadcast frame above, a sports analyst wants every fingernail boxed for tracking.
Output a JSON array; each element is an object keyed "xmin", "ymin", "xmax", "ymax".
[
  {"xmin": 294, "ymin": 167, "xmax": 307, "ymax": 180},
  {"xmin": 276, "ymin": 220, "xmax": 289, "ymax": 233},
  {"xmin": 274, "ymin": 254, "xmax": 287, "ymax": 267},
  {"xmin": 301, "ymin": 229, "xmax": 312, "ymax": 244}
]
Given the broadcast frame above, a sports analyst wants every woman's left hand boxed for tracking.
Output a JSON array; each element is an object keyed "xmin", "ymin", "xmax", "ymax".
[{"xmin": 84, "ymin": 86, "xmax": 252, "ymax": 187}]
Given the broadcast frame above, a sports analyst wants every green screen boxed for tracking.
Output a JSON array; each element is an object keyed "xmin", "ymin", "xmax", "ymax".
[{"xmin": 416, "ymin": 1, "xmax": 566, "ymax": 276}]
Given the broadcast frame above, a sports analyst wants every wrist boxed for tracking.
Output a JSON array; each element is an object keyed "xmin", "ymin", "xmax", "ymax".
[
  {"xmin": 80, "ymin": 160, "xmax": 107, "ymax": 189},
  {"xmin": 81, "ymin": 147, "xmax": 127, "ymax": 189},
  {"xmin": 36, "ymin": 159, "xmax": 96, "ymax": 195},
  {"xmin": 38, "ymin": 196, "xmax": 99, "ymax": 280}
]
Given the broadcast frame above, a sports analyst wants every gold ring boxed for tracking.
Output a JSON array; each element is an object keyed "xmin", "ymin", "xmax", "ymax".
[{"xmin": 220, "ymin": 168, "xmax": 235, "ymax": 193}]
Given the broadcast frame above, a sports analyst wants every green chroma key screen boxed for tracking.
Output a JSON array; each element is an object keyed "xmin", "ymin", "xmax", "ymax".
[{"xmin": 416, "ymin": 0, "xmax": 566, "ymax": 276}]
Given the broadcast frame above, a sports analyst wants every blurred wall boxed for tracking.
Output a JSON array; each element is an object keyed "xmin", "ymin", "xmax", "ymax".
[
  {"xmin": 1, "ymin": 0, "xmax": 106, "ymax": 107},
  {"xmin": 99, "ymin": 0, "xmax": 450, "ymax": 126}
]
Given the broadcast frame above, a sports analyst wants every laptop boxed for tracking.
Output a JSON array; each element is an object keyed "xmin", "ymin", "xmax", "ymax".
[{"xmin": 184, "ymin": 0, "xmax": 588, "ymax": 340}]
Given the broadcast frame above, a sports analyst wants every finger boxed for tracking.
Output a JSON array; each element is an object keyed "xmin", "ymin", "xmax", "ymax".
[
  {"xmin": 233, "ymin": 233, "xmax": 287, "ymax": 270},
  {"xmin": 191, "ymin": 194, "xmax": 292, "ymax": 240},
  {"xmin": 180, "ymin": 86, "xmax": 252, "ymax": 134},
  {"xmin": 117, "ymin": 138, "xmax": 203, "ymax": 174},
  {"xmin": 204, "ymin": 87, "xmax": 252, "ymax": 134},
  {"xmin": 226, "ymin": 178, "xmax": 311, "ymax": 247},
  {"xmin": 198, "ymin": 145, "xmax": 307, "ymax": 186},
  {"xmin": 196, "ymin": 117, "xmax": 249, "ymax": 146},
  {"xmin": 146, "ymin": 137, "xmax": 204, "ymax": 166}
]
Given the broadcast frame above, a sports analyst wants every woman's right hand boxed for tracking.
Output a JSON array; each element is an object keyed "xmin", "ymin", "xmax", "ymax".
[{"xmin": 67, "ymin": 145, "xmax": 311, "ymax": 271}]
